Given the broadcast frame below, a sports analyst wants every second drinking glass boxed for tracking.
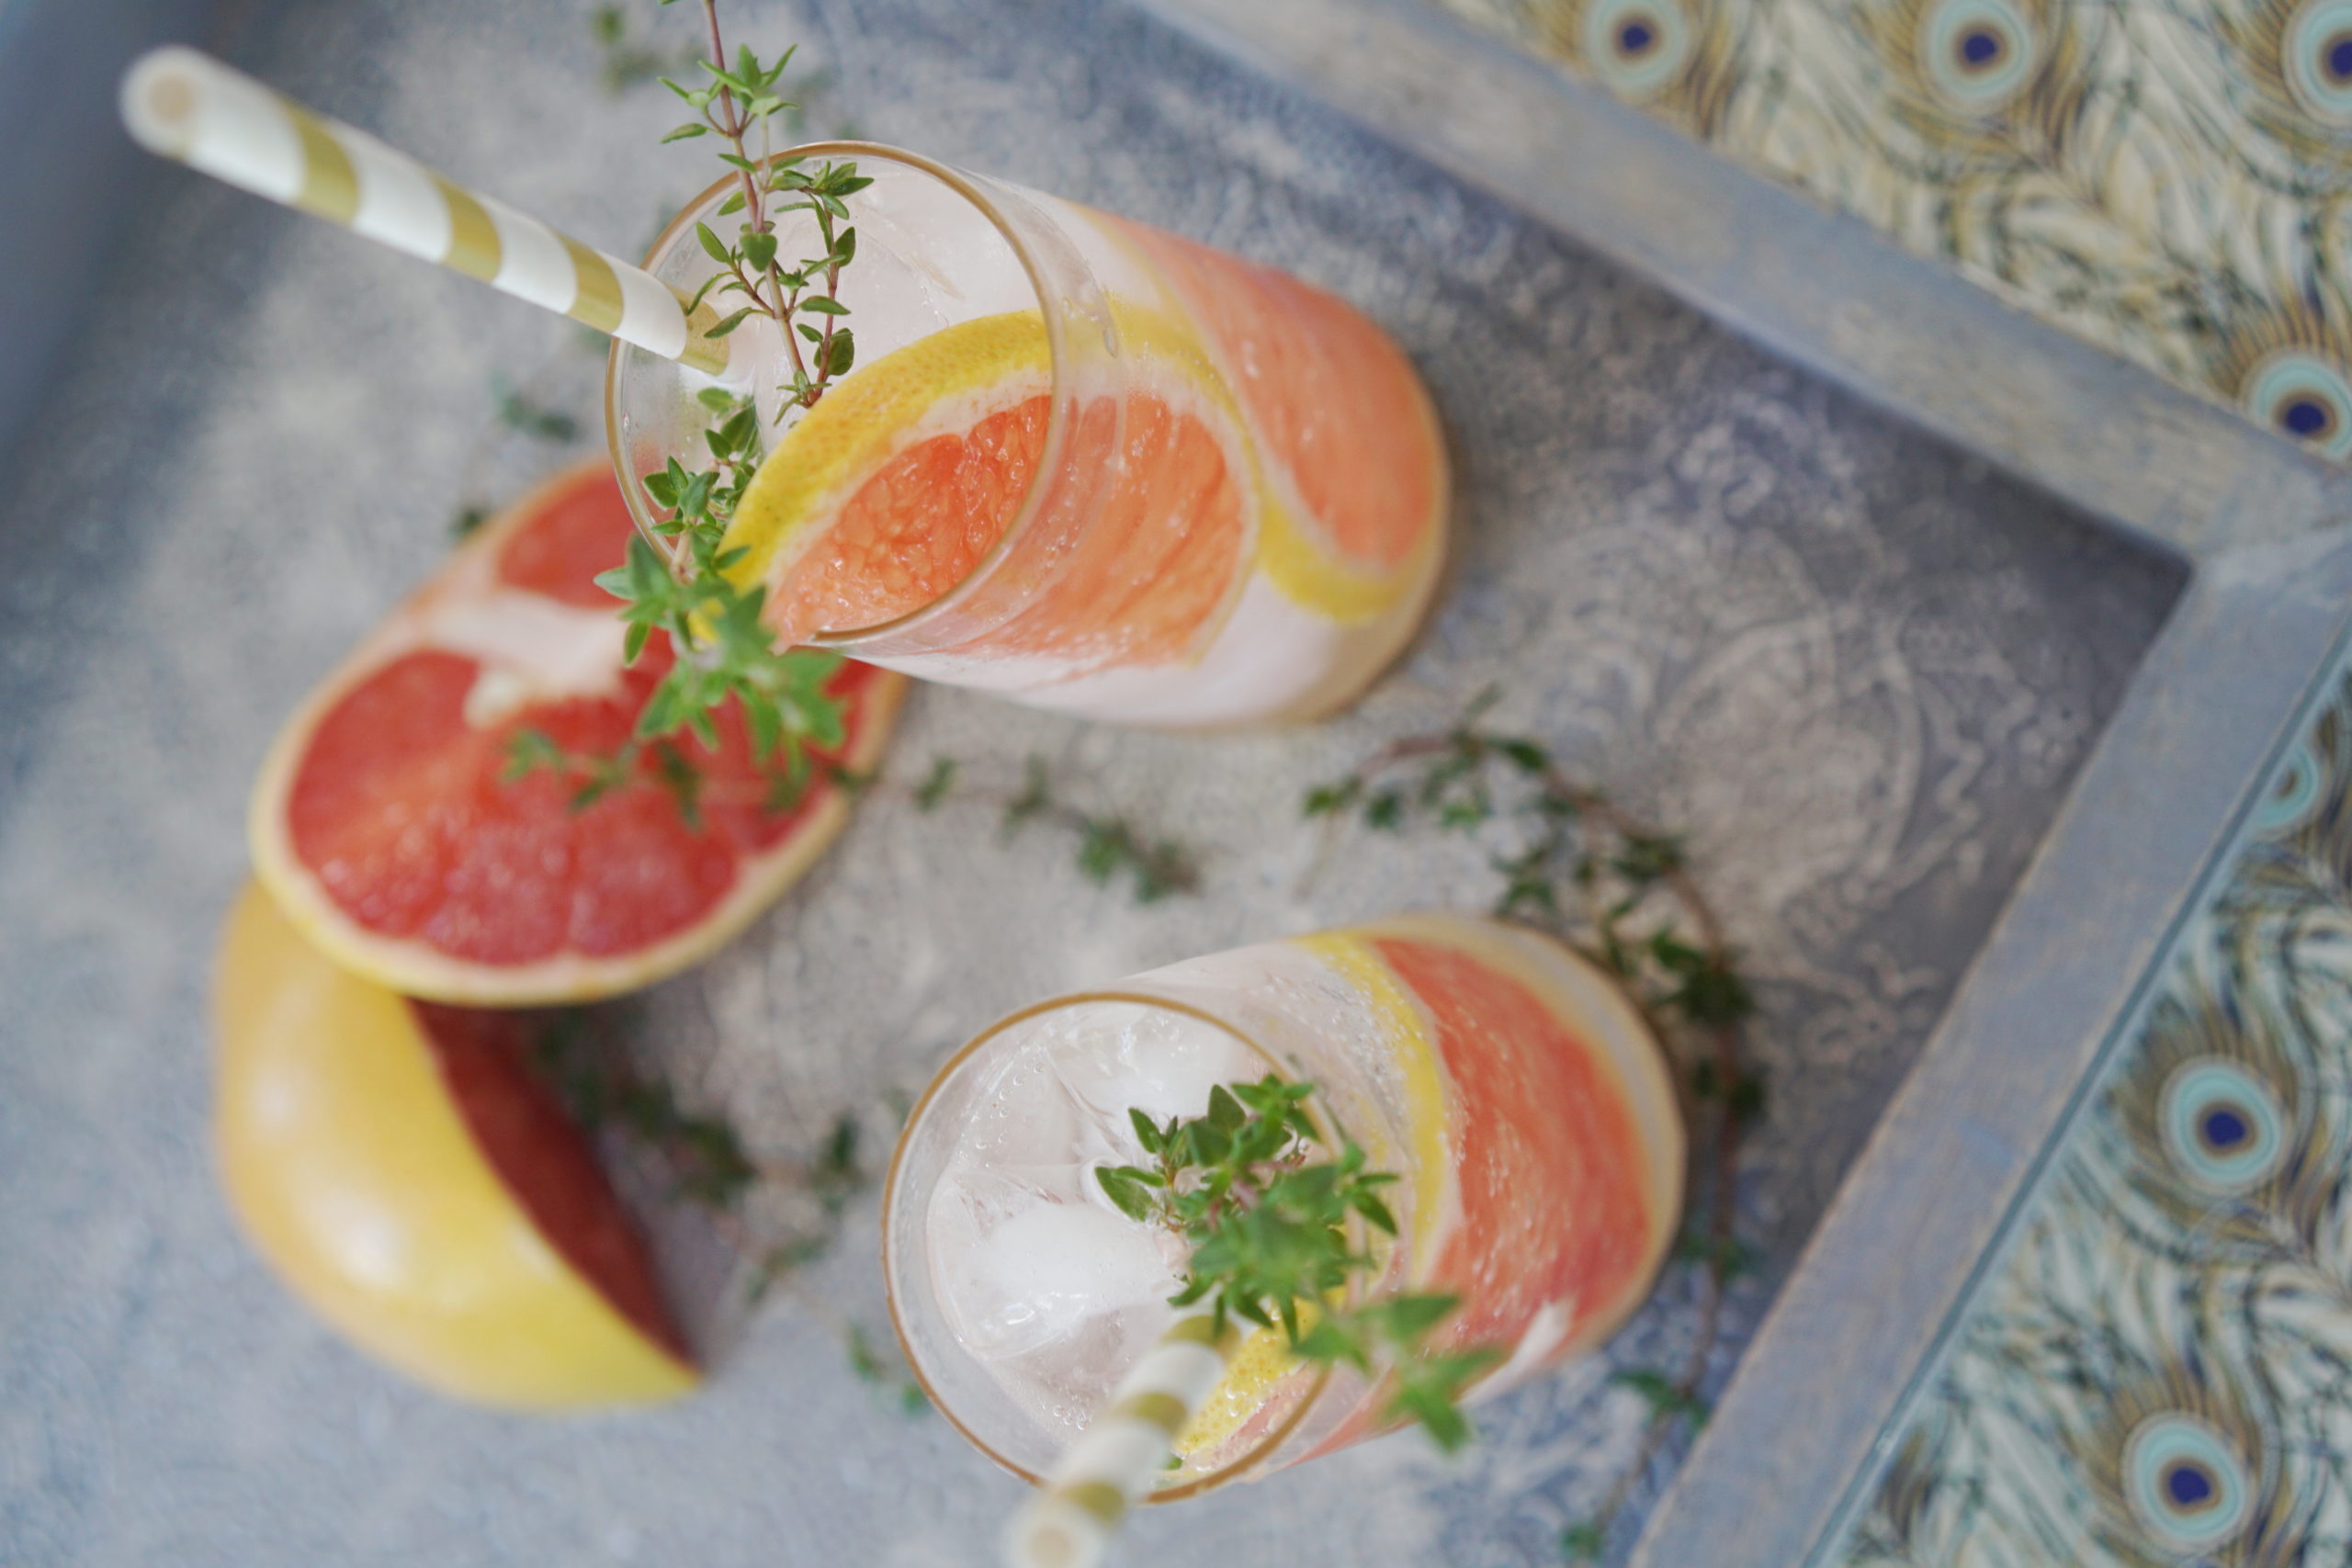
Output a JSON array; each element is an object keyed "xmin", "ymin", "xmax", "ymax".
[
  {"xmin": 882, "ymin": 912, "xmax": 1685, "ymax": 1498},
  {"xmin": 607, "ymin": 143, "xmax": 1449, "ymax": 728}
]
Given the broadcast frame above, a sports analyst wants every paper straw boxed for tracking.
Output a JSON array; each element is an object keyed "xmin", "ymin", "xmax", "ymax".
[
  {"xmin": 1002, "ymin": 1313, "xmax": 1237, "ymax": 1568},
  {"xmin": 119, "ymin": 46, "xmax": 729, "ymax": 375}
]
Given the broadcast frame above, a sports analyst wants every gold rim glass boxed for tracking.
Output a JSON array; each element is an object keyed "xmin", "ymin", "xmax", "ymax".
[{"xmin": 603, "ymin": 141, "xmax": 1117, "ymax": 651}]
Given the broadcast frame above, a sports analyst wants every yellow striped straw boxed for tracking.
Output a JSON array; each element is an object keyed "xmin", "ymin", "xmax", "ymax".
[
  {"xmin": 119, "ymin": 47, "xmax": 729, "ymax": 375},
  {"xmin": 1003, "ymin": 1313, "xmax": 1238, "ymax": 1568}
]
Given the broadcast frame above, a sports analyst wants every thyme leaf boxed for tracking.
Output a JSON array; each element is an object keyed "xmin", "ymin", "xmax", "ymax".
[{"xmin": 1104, "ymin": 1075, "xmax": 1499, "ymax": 1452}]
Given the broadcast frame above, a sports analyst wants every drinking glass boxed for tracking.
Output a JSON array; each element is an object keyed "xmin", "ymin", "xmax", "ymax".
[
  {"xmin": 881, "ymin": 912, "xmax": 1684, "ymax": 1495},
  {"xmin": 606, "ymin": 143, "xmax": 1449, "ymax": 728}
]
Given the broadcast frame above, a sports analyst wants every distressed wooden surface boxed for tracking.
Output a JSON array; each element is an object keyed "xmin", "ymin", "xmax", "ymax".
[{"xmin": 1136, "ymin": 0, "xmax": 2352, "ymax": 558}]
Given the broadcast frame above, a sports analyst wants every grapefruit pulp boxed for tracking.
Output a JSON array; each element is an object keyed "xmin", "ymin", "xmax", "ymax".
[
  {"xmin": 725, "ymin": 310, "xmax": 1252, "ymax": 671},
  {"xmin": 250, "ymin": 460, "xmax": 907, "ymax": 1006},
  {"xmin": 1161, "ymin": 919, "xmax": 1681, "ymax": 1470},
  {"xmin": 1108, "ymin": 217, "xmax": 1447, "ymax": 626}
]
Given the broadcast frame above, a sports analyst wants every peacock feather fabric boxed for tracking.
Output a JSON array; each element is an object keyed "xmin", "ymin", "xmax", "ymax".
[
  {"xmin": 1429, "ymin": 0, "xmax": 2352, "ymax": 463},
  {"xmin": 1820, "ymin": 653, "xmax": 2352, "ymax": 1566}
]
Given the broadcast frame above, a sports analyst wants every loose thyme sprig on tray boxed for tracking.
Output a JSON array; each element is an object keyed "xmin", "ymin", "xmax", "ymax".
[
  {"xmin": 1097, "ymin": 1077, "xmax": 1499, "ymax": 1451},
  {"xmin": 1305, "ymin": 691, "xmax": 1763, "ymax": 1557},
  {"xmin": 503, "ymin": 391, "xmax": 849, "ymax": 815},
  {"xmin": 916, "ymin": 754, "xmax": 1198, "ymax": 905}
]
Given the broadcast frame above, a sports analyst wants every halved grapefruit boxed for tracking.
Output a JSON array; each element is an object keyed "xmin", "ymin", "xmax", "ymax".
[
  {"xmin": 250, "ymin": 460, "xmax": 907, "ymax": 1006},
  {"xmin": 214, "ymin": 881, "xmax": 698, "ymax": 1409}
]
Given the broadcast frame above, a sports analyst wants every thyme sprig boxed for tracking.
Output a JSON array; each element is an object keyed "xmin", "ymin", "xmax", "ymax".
[
  {"xmin": 591, "ymin": 4, "xmax": 694, "ymax": 95},
  {"xmin": 515, "ymin": 387, "xmax": 848, "ymax": 805},
  {"xmin": 995, "ymin": 756, "xmax": 1197, "ymax": 904},
  {"xmin": 493, "ymin": 379, "xmax": 579, "ymax": 443},
  {"xmin": 533, "ymin": 1008, "xmax": 850, "ymax": 1256},
  {"xmin": 658, "ymin": 0, "xmax": 865, "ymax": 410},
  {"xmin": 910, "ymin": 753, "xmax": 1200, "ymax": 904},
  {"xmin": 556, "ymin": 0, "xmax": 874, "ymax": 811},
  {"xmin": 448, "ymin": 360, "xmax": 590, "ymax": 539},
  {"xmin": 1098, "ymin": 1077, "xmax": 1500, "ymax": 1452},
  {"xmin": 503, "ymin": 728, "xmax": 713, "ymax": 822},
  {"xmin": 1306, "ymin": 692, "xmax": 1762, "ymax": 1554}
]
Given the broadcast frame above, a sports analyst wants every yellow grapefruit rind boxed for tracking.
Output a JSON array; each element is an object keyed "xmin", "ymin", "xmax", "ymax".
[
  {"xmin": 1295, "ymin": 931, "xmax": 1456, "ymax": 1280},
  {"xmin": 1171, "ymin": 931, "xmax": 1456, "ymax": 1460},
  {"xmin": 724, "ymin": 310, "xmax": 1055, "ymax": 591},
  {"xmin": 247, "ymin": 459, "xmax": 910, "ymax": 1007},
  {"xmin": 1174, "ymin": 1305, "xmax": 1323, "ymax": 1461},
  {"xmin": 213, "ymin": 881, "xmax": 700, "ymax": 1409},
  {"xmin": 723, "ymin": 256, "xmax": 1446, "ymax": 706}
]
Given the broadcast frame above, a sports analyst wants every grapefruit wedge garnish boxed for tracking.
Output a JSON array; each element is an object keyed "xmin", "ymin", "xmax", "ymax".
[
  {"xmin": 724, "ymin": 308, "xmax": 1253, "ymax": 671},
  {"xmin": 720, "ymin": 233, "xmax": 1442, "ymax": 678},
  {"xmin": 214, "ymin": 882, "xmax": 698, "ymax": 1409},
  {"xmin": 250, "ymin": 460, "xmax": 907, "ymax": 1006}
]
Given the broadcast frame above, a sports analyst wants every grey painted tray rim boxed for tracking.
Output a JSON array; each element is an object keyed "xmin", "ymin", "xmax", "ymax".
[{"xmin": 1123, "ymin": 0, "xmax": 2352, "ymax": 1560}]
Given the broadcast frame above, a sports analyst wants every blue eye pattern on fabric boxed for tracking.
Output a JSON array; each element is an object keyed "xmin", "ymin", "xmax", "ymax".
[
  {"xmin": 1850, "ymin": 0, "xmax": 2092, "ymax": 161},
  {"xmin": 2103, "ymin": 964, "xmax": 2335, "ymax": 1269},
  {"xmin": 1578, "ymin": 0, "xmax": 1690, "ymax": 99},
  {"xmin": 2070, "ymin": 1352, "xmax": 2312, "ymax": 1567},
  {"xmin": 1510, "ymin": 0, "xmax": 1746, "ymax": 136},
  {"xmin": 2286, "ymin": 0, "xmax": 2352, "ymax": 122},
  {"xmin": 2240, "ymin": 350, "xmax": 2352, "ymax": 458},
  {"xmin": 2238, "ymin": 686, "xmax": 2352, "ymax": 875},
  {"xmin": 2092, "ymin": 1385, "xmax": 2286, "ymax": 1562},
  {"xmin": 2249, "ymin": 730, "xmax": 2324, "ymax": 838},
  {"xmin": 2204, "ymin": 299, "xmax": 2352, "ymax": 459},
  {"xmin": 1917, "ymin": 0, "xmax": 2039, "ymax": 113},
  {"xmin": 2216, "ymin": 0, "xmax": 2352, "ymax": 169},
  {"xmin": 2157, "ymin": 1059, "xmax": 2286, "ymax": 1195},
  {"xmin": 1426, "ymin": 0, "xmax": 2352, "ymax": 465}
]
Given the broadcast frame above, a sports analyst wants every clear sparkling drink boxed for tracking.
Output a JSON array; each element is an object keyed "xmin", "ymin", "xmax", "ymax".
[
  {"xmin": 606, "ymin": 143, "xmax": 1449, "ymax": 728},
  {"xmin": 882, "ymin": 914, "xmax": 1685, "ymax": 1494}
]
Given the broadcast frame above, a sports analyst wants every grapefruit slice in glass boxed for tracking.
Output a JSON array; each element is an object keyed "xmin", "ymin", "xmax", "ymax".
[
  {"xmin": 721, "ymin": 308, "xmax": 1254, "ymax": 671},
  {"xmin": 250, "ymin": 460, "xmax": 907, "ymax": 1006},
  {"xmin": 1106, "ymin": 218, "xmax": 1449, "ymax": 628}
]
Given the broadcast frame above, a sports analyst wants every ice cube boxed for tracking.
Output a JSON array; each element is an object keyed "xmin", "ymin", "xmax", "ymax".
[
  {"xmin": 933, "ymin": 1185, "xmax": 1177, "ymax": 1360},
  {"xmin": 1050, "ymin": 1001, "xmax": 1260, "ymax": 1131},
  {"xmin": 921, "ymin": 996, "xmax": 1261, "ymax": 1427},
  {"xmin": 954, "ymin": 1032, "xmax": 1085, "ymax": 1173}
]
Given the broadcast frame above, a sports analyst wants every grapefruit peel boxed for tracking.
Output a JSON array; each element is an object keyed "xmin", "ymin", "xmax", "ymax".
[{"xmin": 212, "ymin": 881, "xmax": 700, "ymax": 1410}]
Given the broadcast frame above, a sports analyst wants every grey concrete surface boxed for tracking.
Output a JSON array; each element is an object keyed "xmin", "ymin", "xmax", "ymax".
[
  {"xmin": 0, "ymin": 0, "xmax": 220, "ymax": 482},
  {"xmin": 0, "ymin": 0, "xmax": 2180, "ymax": 1562}
]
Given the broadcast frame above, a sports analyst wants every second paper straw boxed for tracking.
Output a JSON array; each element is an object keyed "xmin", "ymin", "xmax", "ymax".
[
  {"xmin": 119, "ymin": 46, "xmax": 729, "ymax": 375},
  {"xmin": 1002, "ymin": 1313, "xmax": 1238, "ymax": 1568}
]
